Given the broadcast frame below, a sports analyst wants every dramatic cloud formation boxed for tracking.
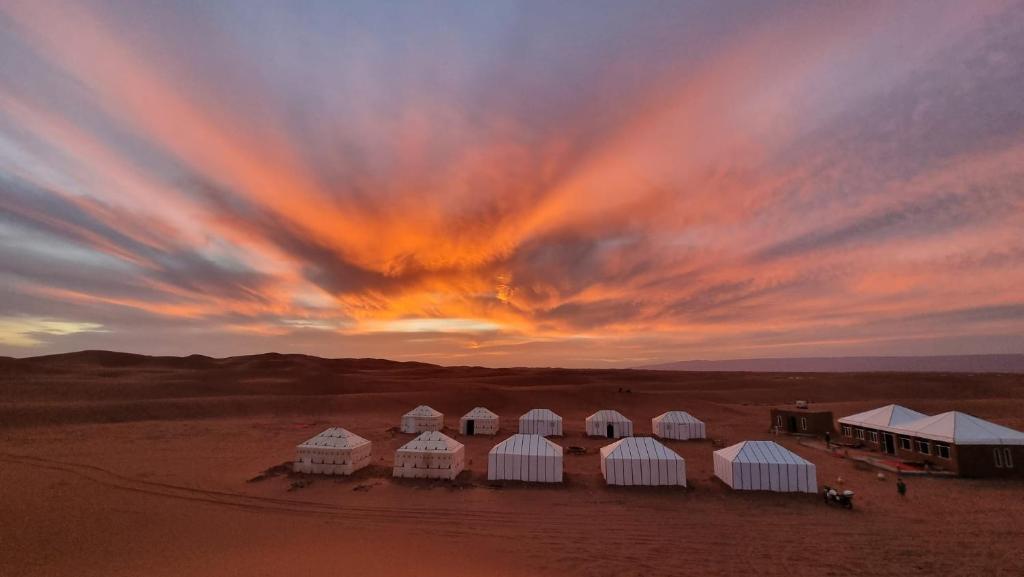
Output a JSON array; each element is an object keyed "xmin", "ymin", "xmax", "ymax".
[{"xmin": 1, "ymin": 0, "xmax": 1022, "ymax": 366}]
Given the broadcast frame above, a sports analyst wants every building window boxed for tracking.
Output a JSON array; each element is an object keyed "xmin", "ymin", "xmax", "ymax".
[
  {"xmin": 800, "ymin": 417, "xmax": 808, "ymax": 431},
  {"xmin": 869, "ymin": 431, "xmax": 879, "ymax": 443},
  {"xmin": 996, "ymin": 448, "xmax": 1014, "ymax": 469},
  {"xmin": 855, "ymin": 428, "xmax": 865, "ymax": 440},
  {"xmin": 916, "ymin": 440, "xmax": 930, "ymax": 454},
  {"xmin": 842, "ymin": 425, "xmax": 852, "ymax": 437},
  {"xmin": 934, "ymin": 444, "xmax": 950, "ymax": 459},
  {"xmin": 899, "ymin": 437, "xmax": 912, "ymax": 451}
]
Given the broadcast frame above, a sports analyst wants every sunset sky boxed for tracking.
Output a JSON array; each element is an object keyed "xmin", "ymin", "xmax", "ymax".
[{"xmin": 1, "ymin": 1, "xmax": 1023, "ymax": 366}]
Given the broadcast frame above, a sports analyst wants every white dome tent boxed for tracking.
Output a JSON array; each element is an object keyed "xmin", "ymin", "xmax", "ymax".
[
  {"xmin": 652, "ymin": 411, "xmax": 706, "ymax": 440},
  {"xmin": 293, "ymin": 427, "xmax": 372, "ymax": 475},
  {"xmin": 392, "ymin": 431, "xmax": 465, "ymax": 480},
  {"xmin": 459, "ymin": 407, "xmax": 500, "ymax": 436},
  {"xmin": 600, "ymin": 437, "xmax": 686, "ymax": 486},
  {"xmin": 488, "ymin": 434, "xmax": 563, "ymax": 483},
  {"xmin": 586, "ymin": 409, "xmax": 633, "ymax": 438},
  {"xmin": 400, "ymin": 405, "xmax": 444, "ymax": 434},
  {"xmin": 518, "ymin": 409, "xmax": 563, "ymax": 436},
  {"xmin": 713, "ymin": 441, "xmax": 817, "ymax": 493}
]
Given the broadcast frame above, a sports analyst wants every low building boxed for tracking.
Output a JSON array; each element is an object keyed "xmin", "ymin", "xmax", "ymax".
[
  {"xmin": 585, "ymin": 409, "xmax": 633, "ymax": 438},
  {"xmin": 771, "ymin": 404, "xmax": 834, "ymax": 436},
  {"xmin": 600, "ymin": 437, "xmax": 686, "ymax": 486},
  {"xmin": 400, "ymin": 405, "xmax": 444, "ymax": 434},
  {"xmin": 841, "ymin": 406, "xmax": 1024, "ymax": 477},
  {"xmin": 487, "ymin": 434, "xmax": 563, "ymax": 483},
  {"xmin": 837, "ymin": 404, "xmax": 930, "ymax": 453},
  {"xmin": 293, "ymin": 427, "xmax": 372, "ymax": 475},
  {"xmin": 392, "ymin": 431, "xmax": 465, "ymax": 480},
  {"xmin": 518, "ymin": 408, "xmax": 563, "ymax": 436},
  {"xmin": 652, "ymin": 411, "xmax": 706, "ymax": 440},
  {"xmin": 713, "ymin": 440, "xmax": 817, "ymax": 493},
  {"xmin": 459, "ymin": 407, "xmax": 500, "ymax": 435}
]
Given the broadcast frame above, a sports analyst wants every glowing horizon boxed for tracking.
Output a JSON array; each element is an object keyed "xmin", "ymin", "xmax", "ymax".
[{"xmin": 1, "ymin": 1, "xmax": 1023, "ymax": 367}]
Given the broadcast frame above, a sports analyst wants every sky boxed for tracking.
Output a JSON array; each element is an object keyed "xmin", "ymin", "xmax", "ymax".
[{"xmin": 1, "ymin": 0, "xmax": 1023, "ymax": 367}]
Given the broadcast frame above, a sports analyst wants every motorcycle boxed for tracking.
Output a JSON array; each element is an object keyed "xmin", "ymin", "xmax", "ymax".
[{"xmin": 822, "ymin": 485, "xmax": 854, "ymax": 509}]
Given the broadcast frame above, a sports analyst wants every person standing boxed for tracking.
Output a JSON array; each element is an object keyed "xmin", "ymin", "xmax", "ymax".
[
  {"xmin": 896, "ymin": 477, "xmax": 907, "ymax": 498},
  {"xmin": 824, "ymin": 431, "xmax": 831, "ymax": 449}
]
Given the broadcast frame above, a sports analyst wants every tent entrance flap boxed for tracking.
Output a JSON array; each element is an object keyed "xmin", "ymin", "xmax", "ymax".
[
  {"xmin": 607, "ymin": 424, "xmax": 614, "ymax": 438},
  {"xmin": 466, "ymin": 420, "xmax": 475, "ymax": 435}
]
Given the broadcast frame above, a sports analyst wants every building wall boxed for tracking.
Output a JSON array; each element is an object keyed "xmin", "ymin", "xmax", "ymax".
[
  {"xmin": 771, "ymin": 409, "xmax": 834, "ymax": 435},
  {"xmin": 838, "ymin": 425, "xmax": 1024, "ymax": 477},
  {"xmin": 400, "ymin": 415, "xmax": 444, "ymax": 434},
  {"xmin": 459, "ymin": 417, "xmax": 500, "ymax": 435},
  {"xmin": 294, "ymin": 443, "xmax": 372, "ymax": 475}
]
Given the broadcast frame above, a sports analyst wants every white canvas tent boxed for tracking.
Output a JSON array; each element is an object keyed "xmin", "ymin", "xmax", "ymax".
[
  {"xmin": 519, "ymin": 409, "xmax": 563, "ymax": 436},
  {"xmin": 293, "ymin": 427, "xmax": 372, "ymax": 475},
  {"xmin": 838, "ymin": 404, "xmax": 928, "ymax": 432},
  {"xmin": 586, "ymin": 409, "xmax": 633, "ymax": 438},
  {"xmin": 487, "ymin": 434, "xmax": 563, "ymax": 483},
  {"xmin": 652, "ymin": 411, "xmax": 706, "ymax": 440},
  {"xmin": 894, "ymin": 411, "xmax": 1024, "ymax": 445},
  {"xmin": 713, "ymin": 441, "xmax": 817, "ymax": 493},
  {"xmin": 600, "ymin": 437, "xmax": 686, "ymax": 486},
  {"xmin": 392, "ymin": 431, "xmax": 465, "ymax": 480},
  {"xmin": 400, "ymin": 405, "xmax": 444, "ymax": 434},
  {"xmin": 459, "ymin": 407, "xmax": 500, "ymax": 435}
]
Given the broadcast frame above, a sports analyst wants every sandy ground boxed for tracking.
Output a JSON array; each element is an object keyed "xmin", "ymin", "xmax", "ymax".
[{"xmin": 1, "ymin": 352, "xmax": 1023, "ymax": 576}]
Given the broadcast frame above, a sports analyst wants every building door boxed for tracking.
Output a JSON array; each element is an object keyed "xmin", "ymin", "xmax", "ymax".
[
  {"xmin": 466, "ymin": 420, "xmax": 475, "ymax": 435},
  {"xmin": 607, "ymin": 424, "xmax": 615, "ymax": 438},
  {"xmin": 882, "ymin": 433, "xmax": 895, "ymax": 455},
  {"xmin": 788, "ymin": 416, "xmax": 797, "ymax": 433}
]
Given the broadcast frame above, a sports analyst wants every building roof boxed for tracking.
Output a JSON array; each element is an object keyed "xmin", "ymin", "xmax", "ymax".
[
  {"xmin": 461, "ymin": 407, "xmax": 498, "ymax": 420},
  {"xmin": 586, "ymin": 409, "xmax": 631, "ymax": 423},
  {"xmin": 489, "ymin": 434, "xmax": 562, "ymax": 457},
  {"xmin": 520, "ymin": 408, "xmax": 562, "ymax": 421},
  {"xmin": 714, "ymin": 441, "xmax": 813, "ymax": 466},
  {"xmin": 652, "ymin": 411, "xmax": 704, "ymax": 424},
  {"xmin": 600, "ymin": 436, "xmax": 682, "ymax": 462},
  {"xmin": 894, "ymin": 411, "xmax": 1024, "ymax": 446},
  {"xmin": 404, "ymin": 405, "xmax": 443, "ymax": 418},
  {"xmin": 397, "ymin": 431, "xmax": 463, "ymax": 453},
  {"xmin": 838, "ymin": 404, "xmax": 928, "ymax": 429},
  {"xmin": 297, "ymin": 427, "xmax": 370, "ymax": 450}
]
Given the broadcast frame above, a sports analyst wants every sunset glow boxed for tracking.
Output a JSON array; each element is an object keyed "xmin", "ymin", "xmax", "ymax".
[{"xmin": 1, "ymin": 1, "xmax": 1023, "ymax": 366}]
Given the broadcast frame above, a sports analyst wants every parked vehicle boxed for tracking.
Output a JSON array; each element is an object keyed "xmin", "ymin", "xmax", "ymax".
[{"xmin": 823, "ymin": 485, "xmax": 854, "ymax": 509}]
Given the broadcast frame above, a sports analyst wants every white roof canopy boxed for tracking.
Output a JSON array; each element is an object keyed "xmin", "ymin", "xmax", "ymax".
[
  {"xmin": 521, "ymin": 408, "xmax": 561, "ymax": 420},
  {"xmin": 404, "ymin": 405, "xmax": 442, "ymax": 418},
  {"xmin": 462, "ymin": 407, "xmax": 498, "ymax": 419},
  {"xmin": 715, "ymin": 440, "xmax": 813, "ymax": 466},
  {"xmin": 397, "ymin": 431, "xmax": 463, "ymax": 452},
  {"xmin": 653, "ymin": 411, "xmax": 703, "ymax": 424},
  {"xmin": 838, "ymin": 404, "xmax": 928, "ymax": 430},
  {"xmin": 490, "ymin": 434, "xmax": 562, "ymax": 457},
  {"xmin": 587, "ymin": 409, "xmax": 631, "ymax": 423},
  {"xmin": 894, "ymin": 412, "xmax": 1024, "ymax": 445},
  {"xmin": 298, "ymin": 427, "xmax": 370, "ymax": 449}
]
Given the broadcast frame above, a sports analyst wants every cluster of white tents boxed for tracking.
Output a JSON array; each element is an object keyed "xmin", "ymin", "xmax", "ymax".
[
  {"xmin": 396, "ymin": 406, "xmax": 709, "ymax": 441},
  {"xmin": 291, "ymin": 405, "xmax": 822, "ymax": 492}
]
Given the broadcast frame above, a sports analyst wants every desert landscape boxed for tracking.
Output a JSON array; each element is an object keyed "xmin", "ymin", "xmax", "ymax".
[{"xmin": 2, "ymin": 351, "xmax": 1022, "ymax": 577}]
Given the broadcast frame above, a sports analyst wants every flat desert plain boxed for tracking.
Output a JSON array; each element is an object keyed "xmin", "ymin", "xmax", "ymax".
[{"xmin": 1, "ymin": 351, "xmax": 1023, "ymax": 577}]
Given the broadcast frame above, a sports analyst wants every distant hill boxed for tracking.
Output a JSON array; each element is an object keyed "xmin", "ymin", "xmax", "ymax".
[{"xmin": 636, "ymin": 354, "xmax": 1024, "ymax": 373}]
